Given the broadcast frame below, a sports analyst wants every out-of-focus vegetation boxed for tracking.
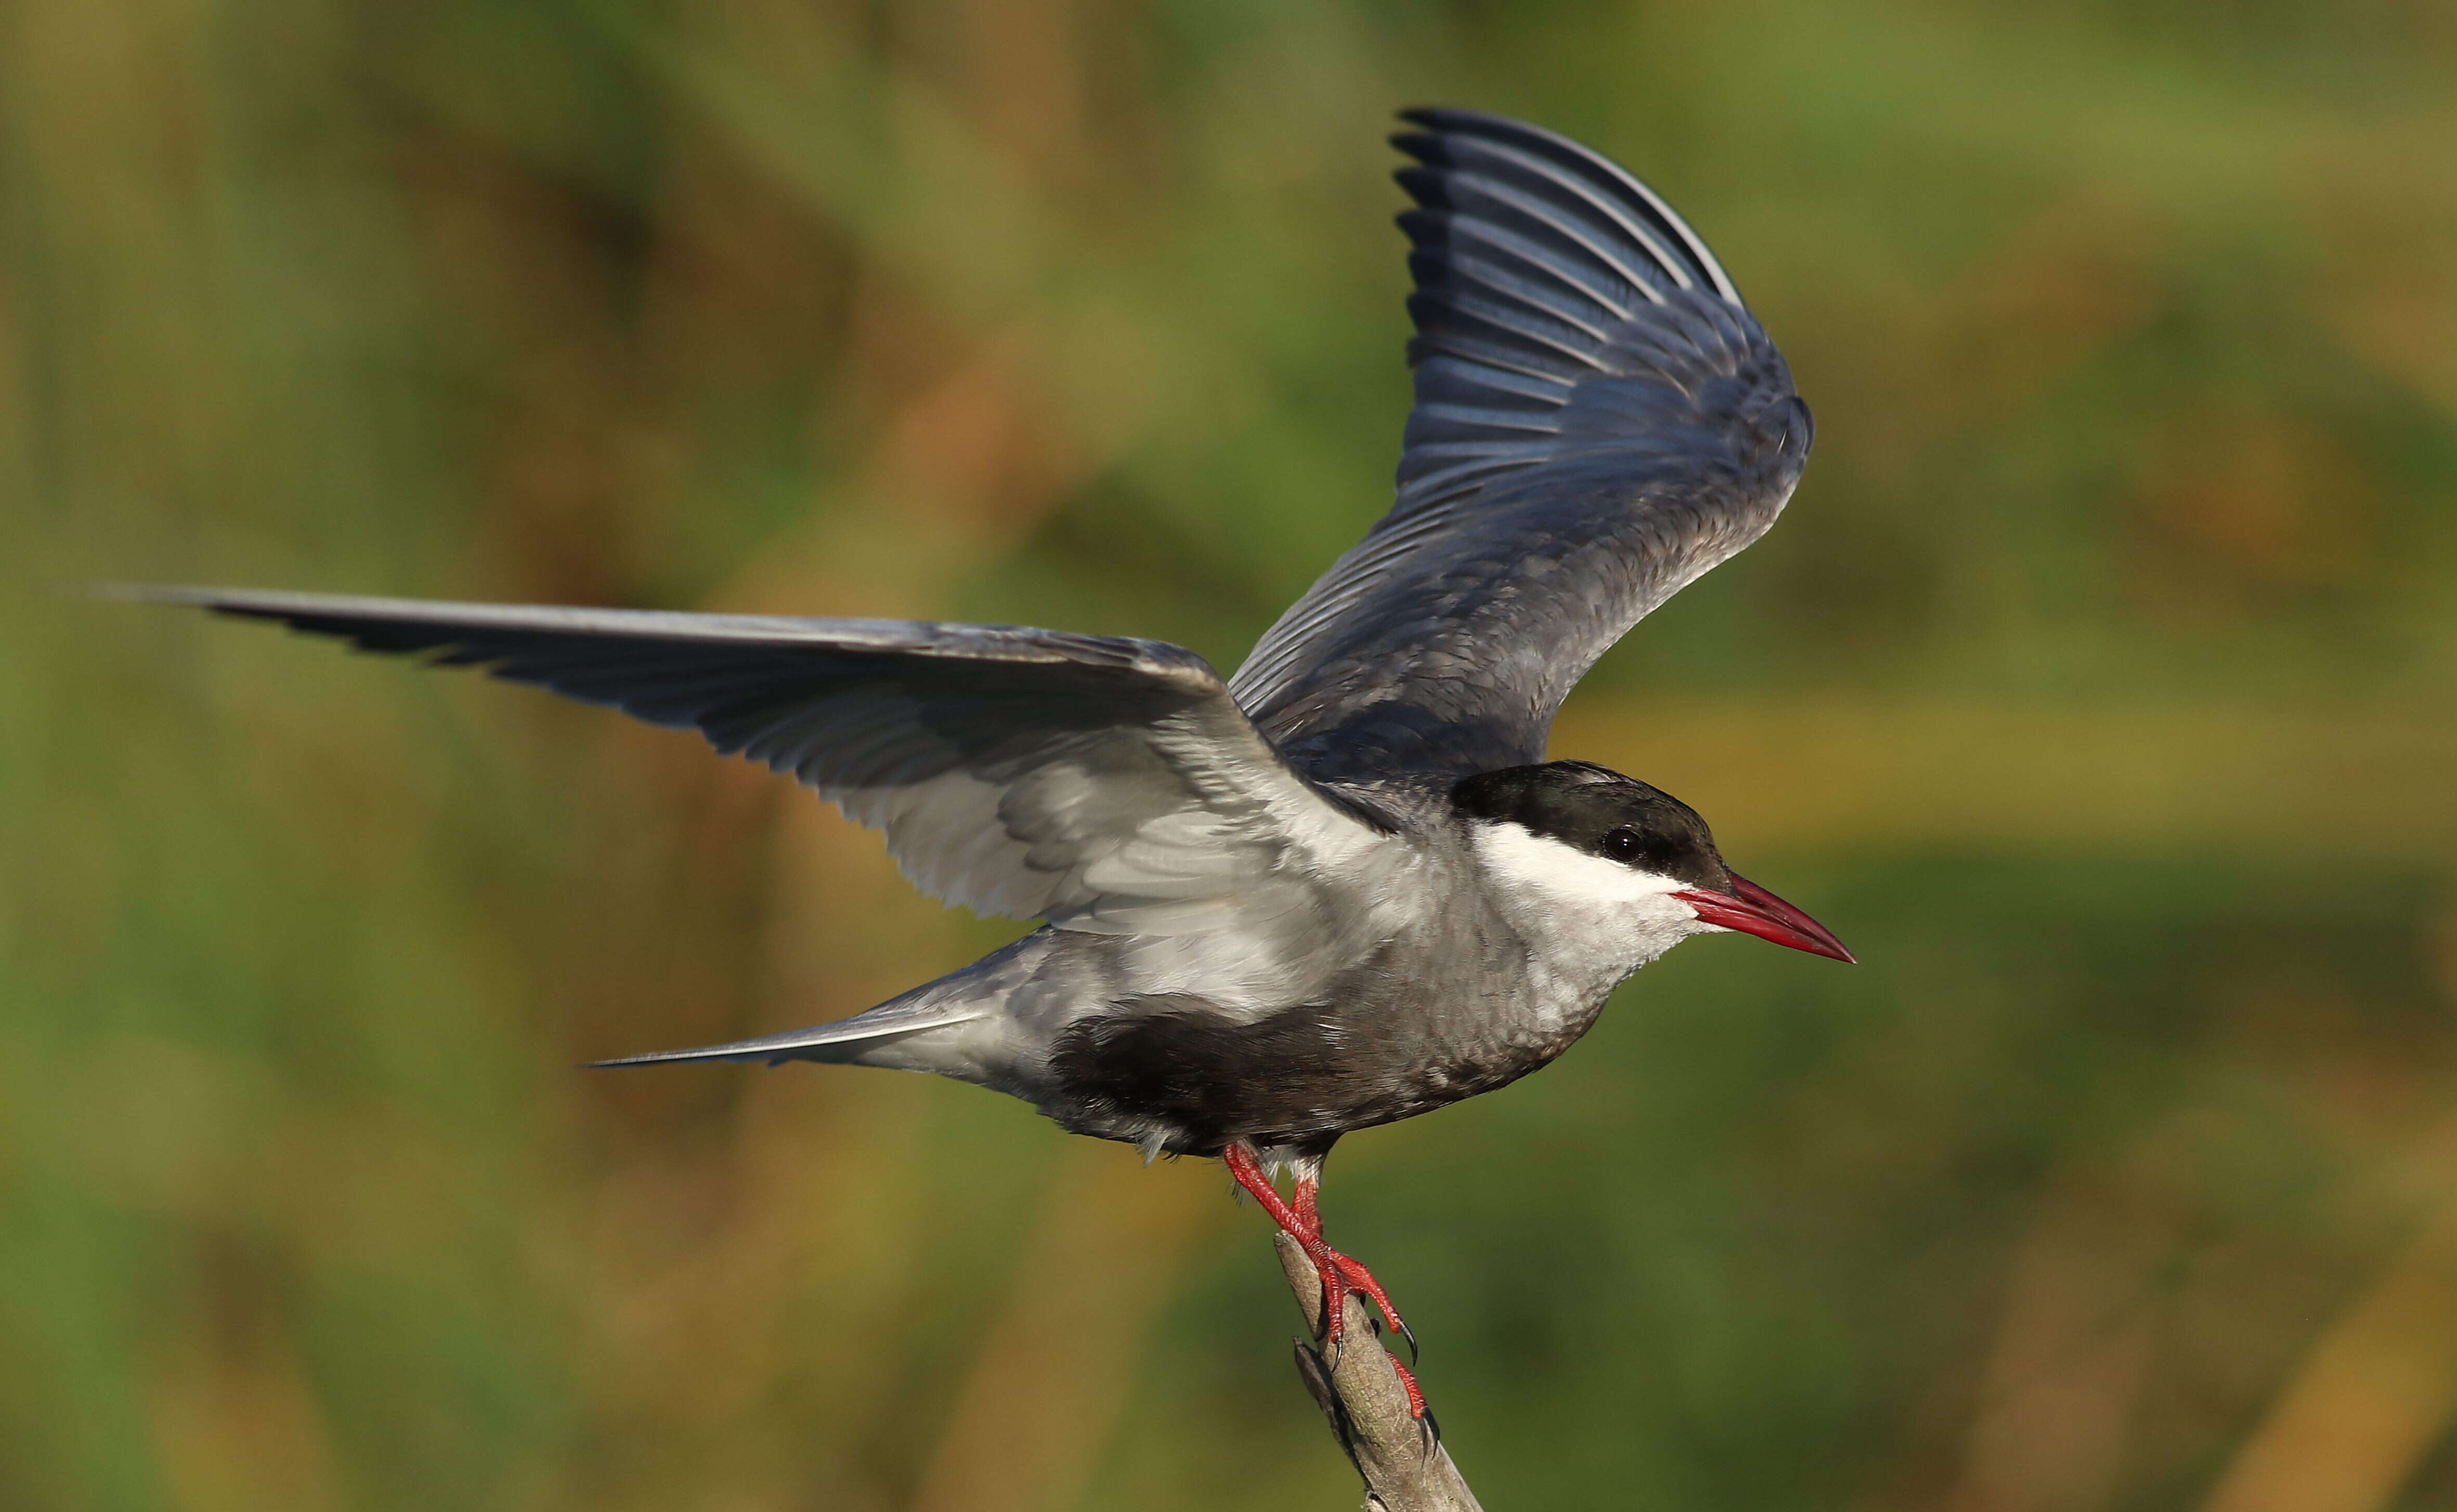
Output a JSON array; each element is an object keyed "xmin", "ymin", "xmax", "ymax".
[{"xmin": 6, "ymin": 1, "xmax": 2457, "ymax": 1507}]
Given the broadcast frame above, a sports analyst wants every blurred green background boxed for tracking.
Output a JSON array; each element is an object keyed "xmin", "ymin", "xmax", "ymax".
[{"xmin": 7, "ymin": 1, "xmax": 2457, "ymax": 1508}]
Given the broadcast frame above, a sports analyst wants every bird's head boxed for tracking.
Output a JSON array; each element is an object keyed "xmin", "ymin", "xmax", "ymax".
[{"xmin": 1452, "ymin": 760, "xmax": 1853, "ymax": 975}]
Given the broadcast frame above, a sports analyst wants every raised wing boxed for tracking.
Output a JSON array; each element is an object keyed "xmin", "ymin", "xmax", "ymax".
[
  {"xmin": 1229, "ymin": 108, "xmax": 1813, "ymax": 781},
  {"xmin": 130, "ymin": 588, "xmax": 1392, "ymax": 936}
]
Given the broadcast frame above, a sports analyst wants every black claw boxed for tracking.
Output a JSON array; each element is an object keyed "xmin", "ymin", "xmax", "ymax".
[
  {"xmin": 1370, "ymin": 1309, "xmax": 1421, "ymax": 1363},
  {"xmin": 1415, "ymin": 1402, "xmax": 1444, "ymax": 1455}
]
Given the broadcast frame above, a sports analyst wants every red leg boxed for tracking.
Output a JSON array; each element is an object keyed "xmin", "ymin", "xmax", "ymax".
[
  {"xmin": 1223, "ymin": 1141, "xmax": 1317, "ymax": 1241},
  {"xmin": 1222, "ymin": 1142, "xmax": 1425, "ymax": 1419},
  {"xmin": 1291, "ymin": 1168, "xmax": 1418, "ymax": 1363}
]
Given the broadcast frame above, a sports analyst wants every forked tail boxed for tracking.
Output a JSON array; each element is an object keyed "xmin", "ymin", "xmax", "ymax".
[
  {"xmin": 586, "ymin": 989, "xmax": 991, "ymax": 1068},
  {"xmin": 586, "ymin": 933, "xmax": 1050, "ymax": 1073}
]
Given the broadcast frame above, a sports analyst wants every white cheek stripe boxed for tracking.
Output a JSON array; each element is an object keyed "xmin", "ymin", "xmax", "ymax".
[{"xmin": 1471, "ymin": 822, "xmax": 1692, "ymax": 910}]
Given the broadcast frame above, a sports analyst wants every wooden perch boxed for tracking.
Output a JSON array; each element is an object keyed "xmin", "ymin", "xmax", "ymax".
[{"xmin": 1274, "ymin": 1233, "xmax": 1484, "ymax": 1511}]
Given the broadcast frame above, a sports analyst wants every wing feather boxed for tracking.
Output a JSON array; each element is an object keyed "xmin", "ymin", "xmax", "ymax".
[
  {"xmin": 1228, "ymin": 108, "xmax": 1812, "ymax": 780},
  {"xmin": 126, "ymin": 588, "xmax": 1392, "ymax": 936}
]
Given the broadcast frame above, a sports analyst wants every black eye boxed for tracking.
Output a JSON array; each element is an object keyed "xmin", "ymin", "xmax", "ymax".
[{"xmin": 1600, "ymin": 827, "xmax": 1644, "ymax": 864}]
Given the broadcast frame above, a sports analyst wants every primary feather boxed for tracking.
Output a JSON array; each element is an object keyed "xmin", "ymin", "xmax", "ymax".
[
  {"xmin": 1229, "ymin": 108, "xmax": 1812, "ymax": 783},
  {"xmin": 116, "ymin": 588, "xmax": 1394, "ymax": 950}
]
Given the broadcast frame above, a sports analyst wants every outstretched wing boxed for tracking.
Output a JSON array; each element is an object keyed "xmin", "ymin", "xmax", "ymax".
[
  {"xmin": 132, "ymin": 588, "xmax": 1392, "ymax": 937},
  {"xmin": 1229, "ymin": 108, "xmax": 1813, "ymax": 781}
]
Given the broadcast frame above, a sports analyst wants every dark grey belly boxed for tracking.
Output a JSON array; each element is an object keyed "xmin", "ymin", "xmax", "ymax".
[{"xmin": 1041, "ymin": 984, "xmax": 1605, "ymax": 1158}]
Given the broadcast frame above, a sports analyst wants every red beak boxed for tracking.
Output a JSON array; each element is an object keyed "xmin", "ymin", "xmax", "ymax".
[{"xmin": 1672, "ymin": 871, "xmax": 1855, "ymax": 963}]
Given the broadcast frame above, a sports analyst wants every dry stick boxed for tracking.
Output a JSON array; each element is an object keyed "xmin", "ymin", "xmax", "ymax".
[{"xmin": 1274, "ymin": 1233, "xmax": 1485, "ymax": 1512}]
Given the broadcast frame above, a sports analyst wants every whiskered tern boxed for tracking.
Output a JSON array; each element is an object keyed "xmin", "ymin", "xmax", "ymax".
[{"xmin": 129, "ymin": 108, "xmax": 1852, "ymax": 1415}]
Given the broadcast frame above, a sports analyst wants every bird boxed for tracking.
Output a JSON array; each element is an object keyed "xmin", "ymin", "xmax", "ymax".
[{"xmin": 125, "ymin": 107, "xmax": 1851, "ymax": 1415}]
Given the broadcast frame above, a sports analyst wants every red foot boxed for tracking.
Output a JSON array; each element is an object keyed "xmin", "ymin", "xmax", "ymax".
[
  {"xmin": 1388, "ymin": 1353, "xmax": 1432, "ymax": 1420},
  {"xmin": 1223, "ymin": 1142, "xmax": 1425, "ymax": 1418},
  {"xmin": 1308, "ymin": 1239, "xmax": 1416, "ymax": 1361}
]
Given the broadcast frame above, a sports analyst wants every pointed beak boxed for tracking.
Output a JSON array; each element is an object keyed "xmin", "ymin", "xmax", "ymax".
[{"xmin": 1672, "ymin": 871, "xmax": 1855, "ymax": 963}]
